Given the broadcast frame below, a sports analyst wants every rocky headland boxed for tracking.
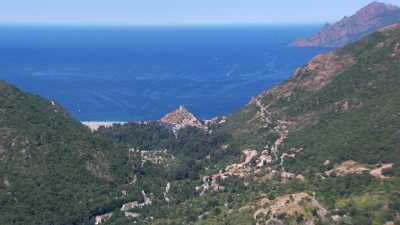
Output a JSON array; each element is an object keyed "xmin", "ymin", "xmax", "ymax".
[{"xmin": 290, "ymin": 1, "xmax": 400, "ymax": 47}]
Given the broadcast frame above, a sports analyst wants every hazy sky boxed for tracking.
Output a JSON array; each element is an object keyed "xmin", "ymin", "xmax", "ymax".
[{"xmin": 1, "ymin": 0, "xmax": 400, "ymax": 25}]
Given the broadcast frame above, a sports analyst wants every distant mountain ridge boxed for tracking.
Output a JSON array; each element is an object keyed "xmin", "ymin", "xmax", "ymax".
[{"xmin": 290, "ymin": 1, "xmax": 400, "ymax": 47}]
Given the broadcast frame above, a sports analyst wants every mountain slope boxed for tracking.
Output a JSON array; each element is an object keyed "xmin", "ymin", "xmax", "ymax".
[
  {"xmin": 290, "ymin": 1, "xmax": 400, "ymax": 47},
  {"xmin": 283, "ymin": 26, "xmax": 400, "ymax": 173},
  {"xmin": 206, "ymin": 23, "xmax": 400, "ymax": 225},
  {"xmin": 2, "ymin": 22, "xmax": 400, "ymax": 225},
  {"xmin": 107, "ymin": 23, "xmax": 400, "ymax": 225},
  {"xmin": 0, "ymin": 81, "xmax": 132, "ymax": 225},
  {"xmin": 230, "ymin": 23, "xmax": 400, "ymax": 159}
]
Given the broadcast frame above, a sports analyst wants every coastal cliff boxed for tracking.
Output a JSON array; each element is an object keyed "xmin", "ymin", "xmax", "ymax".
[{"xmin": 290, "ymin": 1, "xmax": 400, "ymax": 47}]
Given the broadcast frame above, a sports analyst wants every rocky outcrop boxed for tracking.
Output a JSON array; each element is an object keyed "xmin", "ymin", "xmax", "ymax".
[
  {"xmin": 249, "ymin": 52, "xmax": 354, "ymax": 130},
  {"xmin": 121, "ymin": 191, "xmax": 152, "ymax": 211},
  {"xmin": 124, "ymin": 212, "xmax": 141, "ymax": 219},
  {"xmin": 95, "ymin": 213, "xmax": 113, "ymax": 225},
  {"xmin": 290, "ymin": 1, "xmax": 400, "ymax": 47},
  {"xmin": 160, "ymin": 105, "xmax": 204, "ymax": 130},
  {"xmin": 325, "ymin": 160, "xmax": 394, "ymax": 179},
  {"xmin": 197, "ymin": 147, "xmax": 305, "ymax": 194},
  {"xmin": 251, "ymin": 52, "xmax": 354, "ymax": 104},
  {"xmin": 253, "ymin": 192, "xmax": 329, "ymax": 225},
  {"xmin": 129, "ymin": 148, "xmax": 176, "ymax": 167}
]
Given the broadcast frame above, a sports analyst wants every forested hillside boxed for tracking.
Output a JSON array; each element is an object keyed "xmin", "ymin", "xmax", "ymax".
[
  {"xmin": 0, "ymin": 81, "xmax": 132, "ymax": 225},
  {"xmin": 100, "ymin": 23, "xmax": 400, "ymax": 225},
  {"xmin": 1, "ymin": 23, "xmax": 400, "ymax": 225}
]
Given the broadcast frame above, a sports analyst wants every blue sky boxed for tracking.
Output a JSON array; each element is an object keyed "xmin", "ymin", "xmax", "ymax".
[{"xmin": 1, "ymin": 0, "xmax": 400, "ymax": 25}]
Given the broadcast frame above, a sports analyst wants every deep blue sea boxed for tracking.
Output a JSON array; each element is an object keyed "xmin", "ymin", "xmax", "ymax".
[{"xmin": 0, "ymin": 25, "xmax": 330, "ymax": 121}]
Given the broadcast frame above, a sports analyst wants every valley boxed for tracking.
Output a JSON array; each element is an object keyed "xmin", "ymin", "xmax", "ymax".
[{"xmin": 1, "ymin": 3, "xmax": 400, "ymax": 225}]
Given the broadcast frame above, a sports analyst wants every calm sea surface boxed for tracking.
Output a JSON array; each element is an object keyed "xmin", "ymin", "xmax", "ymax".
[{"xmin": 0, "ymin": 25, "xmax": 330, "ymax": 121}]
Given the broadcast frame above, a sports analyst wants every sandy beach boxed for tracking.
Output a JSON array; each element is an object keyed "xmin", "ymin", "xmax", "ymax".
[{"xmin": 81, "ymin": 121, "xmax": 127, "ymax": 131}]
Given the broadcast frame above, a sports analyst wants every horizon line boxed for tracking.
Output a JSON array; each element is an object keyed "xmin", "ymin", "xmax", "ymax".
[{"xmin": 0, "ymin": 21, "xmax": 325, "ymax": 28}]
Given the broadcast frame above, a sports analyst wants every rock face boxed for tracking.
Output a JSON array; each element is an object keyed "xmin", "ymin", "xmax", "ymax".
[
  {"xmin": 253, "ymin": 192, "xmax": 328, "ymax": 225},
  {"xmin": 121, "ymin": 191, "xmax": 152, "ymax": 211},
  {"xmin": 248, "ymin": 52, "xmax": 355, "ymax": 130},
  {"xmin": 290, "ymin": 1, "xmax": 400, "ymax": 47},
  {"xmin": 95, "ymin": 213, "xmax": 113, "ymax": 225},
  {"xmin": 325, "ymin": 160, "xmax": 394, "ymax": 179},
  {"xmin": 160, "ymin": 105, "xmax": 203, "ymax": 129}
]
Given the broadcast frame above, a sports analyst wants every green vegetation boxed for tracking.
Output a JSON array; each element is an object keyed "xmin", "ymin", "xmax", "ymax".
[
  {"xmin": 2, "ymin": 24, "xmax": 400, "ymax": 225},
  {"xmin": 0, "ymin": 82, "xmax": 133, "ymax": 225},
  {"xmin": 96, "ymin": 122, "xmax": 175, "ymax": 150},
  {"xmin": 220, "ymin": 104, "xmax": 279, "ymax": 150},
  {"xmin": 281, "ymin": 27, "xmax": 400, "ymax": 174}
]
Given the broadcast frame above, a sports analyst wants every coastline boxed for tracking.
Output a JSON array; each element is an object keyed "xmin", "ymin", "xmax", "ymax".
[{"xmin": 81, "ymin": 121, "xmax": 127, "ymax": 131}]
